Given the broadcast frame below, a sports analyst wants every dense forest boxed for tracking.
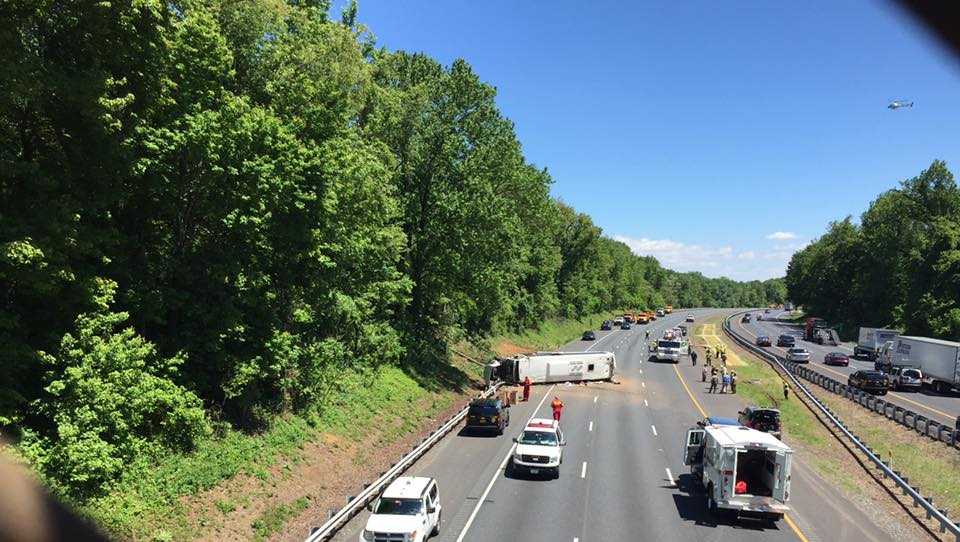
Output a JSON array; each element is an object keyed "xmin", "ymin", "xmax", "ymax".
[
  {"xmin": 1, "ymin": 0, "xmax": 785, "ymax": 500},
  {"xmin": 786, "ymin": 160, "xmax": 960, "ymax": 340}
]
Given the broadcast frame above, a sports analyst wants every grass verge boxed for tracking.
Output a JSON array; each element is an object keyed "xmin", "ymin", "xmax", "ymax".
[
  {"xmin": 816, "ymin": 390, "xmax": 960, "ymax": 515},
  {"xmin": 497, "ymin": 311, "xmax": 616, "ymax": 352},
  {"xmin": 252, "ymin": 496, "xmax": 311, "ymax": 541},
  {"xmin": 82, "ymin": 364, "xmax": 468, "ymax": 541}
]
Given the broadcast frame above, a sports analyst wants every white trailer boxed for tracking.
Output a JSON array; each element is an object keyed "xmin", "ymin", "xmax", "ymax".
[
  {"xmin": 877, "ymin": 336, "xmax": 960, "ymax": 393},
  {"xmin": 854, "ymin": 327, "xmax": 899, "ymax": 360},
  {"xmin": 683, "ymin": 424, "xmax": 792, "ymax": 521},
  {"xmin": 489, "ymin": 351, "xmax": 616, "ymax": 385}
]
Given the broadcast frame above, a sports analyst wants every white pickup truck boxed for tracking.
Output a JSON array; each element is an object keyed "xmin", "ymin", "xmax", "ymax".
[
  {"xmin": 361, "ymin": 477, "xmax": 441, "ymax": 542},
  {"xmin": 683, "ymin": 424, "xmax": 792, "ymax": 521},
  {"xmin": 510, "ymin": 418, "xmax": 566, "ymax": 478}
]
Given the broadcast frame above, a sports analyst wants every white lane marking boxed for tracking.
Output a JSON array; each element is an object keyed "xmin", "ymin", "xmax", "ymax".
[
  {"xmin": 574, "ymin": 538, "xmax": 579, "ymax": 542},
  {"xmin": 639, "ymin": 368, "xmax": 643, "ymax": 374},
  {"xmin": 455, "ymin": 385, "xmax": 556, "ymax": 542},
  {"xmin": 588, "ymin": 421, "xmax": 594, "ymax": 432},
  {"xmin": 644, "ymin": 399, "xmax": 649, "ymax": 407},
  {"xmin": 581, "ymin": 461, "xmax": 587, "ymax": 479},
  {"xmin": 665, "ymin": 468, "xmax": 675, "ymax": 487},
  {"xmin": 593, "ymin": 395, "xmax": 598, "ymax": 404},
  {"xmin": 651, "ymin": 425, "xmax": 658, "ymax": 436},
  {"xmin": 641, "ymin": 381, "xmax": 646, "ymax": 388},
  {"xmin": 585, "ymin": 329, "xmax": 621, "ymax": 351}
]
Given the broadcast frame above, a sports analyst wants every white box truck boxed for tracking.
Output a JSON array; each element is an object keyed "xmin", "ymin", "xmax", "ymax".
[
  {"xmin": 683, "ymin": 424, "xmax": 792, "ymax": 521},
  {"xmin": 487, "ymin": 351, "xmax": 616, "ymax": 385},
  {"xmin": 854, "ymin": 327, "xmax": 900, "ymax": 360},
  {"xmin": 877, "ymin": 336, "xmax": 960, "ymax": 393}
]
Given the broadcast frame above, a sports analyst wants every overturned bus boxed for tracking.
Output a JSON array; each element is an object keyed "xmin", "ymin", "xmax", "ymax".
[{"xmin": 486, "ymin": 351, "xmax": 616, "ymax": 385}]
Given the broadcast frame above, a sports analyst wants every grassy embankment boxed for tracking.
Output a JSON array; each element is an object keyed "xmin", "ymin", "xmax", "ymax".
[
  {"xmin": 697, "ymin": 314, "xmax": 960, "ymax": 515},
  {"xmin": 77, "ymin": 312, "xmax": 613, "ymax": 541}
]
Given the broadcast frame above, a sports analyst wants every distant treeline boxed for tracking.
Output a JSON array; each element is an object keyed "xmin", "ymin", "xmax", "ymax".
[
  {"xmin": 786, "ymin": 160, "xmax": 960, "ymax": 340},
  {"xmin": 1, "ymin": 0, "xmax": 785, "ymax": 499}
]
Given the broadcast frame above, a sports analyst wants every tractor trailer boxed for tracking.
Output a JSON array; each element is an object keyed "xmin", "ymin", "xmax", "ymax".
[
  {"xmin": 854, "ymin": 327, "xmax": 900, "ymax": 361},
  {"xmin": 877, "ymin": 336, "xmax": 960, "ymax": 393}
]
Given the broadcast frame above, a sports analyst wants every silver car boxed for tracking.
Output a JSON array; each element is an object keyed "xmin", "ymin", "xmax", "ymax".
[
  {"xmin": 889, "ymin": 367, "xmax": 922, "ymax": 391},
  {"xmin": 786, "ymin": 347, "xmax": 811, "ymax": 363}
]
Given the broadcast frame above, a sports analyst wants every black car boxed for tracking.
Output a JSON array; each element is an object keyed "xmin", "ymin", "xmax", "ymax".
[
  {"xmin": 621, "ymin": 321, "xmax": 631, "ymax": 330},
  {"xmin": 741, "ymin": 314, "xmax": 752, "ymax": 323},
  {"xmin": 776, "ymin": 334, "xmax": 796, "ymax": 347},
  {"xmin": 847, "ymin": 370, "xmax": 890, "ymax": 395},
  {"xmin": 582, "ymin": 330, "xmax": 597, "ymax": 340},
  {"xmin": 465, "ymin": 398, "xmax": 510, "ymax": 434},
  {"xmin": 600, "ymin": 320, "xmax": 612, "ymax": 331},
  {"xmin": 738, "ymin": 406, "xmax": 782, "ymax": 439},
  {"xmin": 755, "ymin": 335, "xmax": 772, "ymax": 347}
]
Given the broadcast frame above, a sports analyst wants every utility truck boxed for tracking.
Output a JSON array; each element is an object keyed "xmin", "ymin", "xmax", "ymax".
[
  {"xmin": 683, "ymin": 424, "xmax": 792, "ymax": 521},
  {"xmin": 487, "ymin": 351, "xmax": 616, "ymax": 385},
  {"xmin": 854, "ymin": 327, "xmax": 899, "ymax": 361},
  {"xmin": 876, "ymin": 336, "xmax": 960, "ymax": 393}
]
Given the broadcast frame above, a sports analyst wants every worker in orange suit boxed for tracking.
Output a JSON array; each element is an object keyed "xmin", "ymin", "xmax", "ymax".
[{"xmin": 551, "ymin": 396, "xmax": 564, "ymax": 422}]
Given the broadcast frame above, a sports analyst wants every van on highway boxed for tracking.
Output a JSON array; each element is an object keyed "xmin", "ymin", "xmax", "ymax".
[
  {"xmin": 362, "ymin": 476, "xmax": 441, "ymax": 542},
  {"xmin": 683, "ymin": 424, "xmax": 792, "ymax": 521}
]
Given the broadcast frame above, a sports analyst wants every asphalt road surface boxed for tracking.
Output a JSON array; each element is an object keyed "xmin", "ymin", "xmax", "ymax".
[
  {"xmin": 733, "ymin": 310, "xmax": 960, "ymax": 425},
  {"xmin": 331, "ymin": 309, "xmax": 894, "ymax": 542}
]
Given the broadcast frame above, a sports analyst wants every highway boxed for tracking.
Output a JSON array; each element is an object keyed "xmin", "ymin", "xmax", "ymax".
[
  {"xmin": 331, "ymin": 309, "xmax": 894, "ymax": 542},
  {"xmin": 732, "ymin": 311, "xmax": 960, "ymax": 425}
]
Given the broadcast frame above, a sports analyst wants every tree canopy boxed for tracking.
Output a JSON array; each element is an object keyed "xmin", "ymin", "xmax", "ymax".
[{"xmin": 785, "ymin": 160, "xmax": 960, "ymax": 340}]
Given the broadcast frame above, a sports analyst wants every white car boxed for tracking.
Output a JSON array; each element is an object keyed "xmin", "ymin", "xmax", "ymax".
[
  {"xmin": 361, "ymin": 477, "xmax": 441, "ymax": 542},
  {"xmin": 785, "ymin": 347, "xmax": 811, "ymax": 363},
  {"xmin": 511, "ymin": 418, "xmax": 565, "ymax": 478},
  {"xmin": 686, "ymin": 314, "xmax": 695, "ymax": 322}
]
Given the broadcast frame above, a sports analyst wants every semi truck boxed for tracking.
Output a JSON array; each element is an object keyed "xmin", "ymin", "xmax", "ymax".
[
  {"xmin": 876, "ymin": 336, "xmax": 960, "ymax": 393},
  {"xmin": 683, "ymin": 423, "xmax": 792, "ymax": 521},
  {"xmin": 853, "ymin": 327, "xmax": 899, "ymax": 361},
  {"xmin": 487, "ymin": 351, "xmax": 616, "ymax": 385}
]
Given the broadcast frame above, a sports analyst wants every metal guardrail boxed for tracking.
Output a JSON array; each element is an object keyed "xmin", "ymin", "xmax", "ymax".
[
  {"xmin": 304, "ymin": 383, "xmax": 502, "ymax": 542},
  {"xmin": 723, "ymin": 312, "xmax": 960, "ymax": 541}
]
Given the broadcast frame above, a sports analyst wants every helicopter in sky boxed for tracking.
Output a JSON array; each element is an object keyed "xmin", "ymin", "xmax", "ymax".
[{"xmin": 888, "ymin": 99, "xmax": 914, "ymax": 110}]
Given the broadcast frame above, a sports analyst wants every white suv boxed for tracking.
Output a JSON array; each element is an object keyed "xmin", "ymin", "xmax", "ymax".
[
  {"xmin": 361, "ymin": 477, "xmax": 441, "ymax": 542},
  {"xmin": 510, "ymin": 418, "xmax": 565, "ymax": 478}
]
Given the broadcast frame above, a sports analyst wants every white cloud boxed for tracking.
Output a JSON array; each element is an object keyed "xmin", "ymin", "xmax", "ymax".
[
  {"xmin": 614, "ymin": 235, "xmax": 791, "ymax": 281},
  {"xmin": 766, "ymin": 231, "xmax": 797, "ymax": 240}
]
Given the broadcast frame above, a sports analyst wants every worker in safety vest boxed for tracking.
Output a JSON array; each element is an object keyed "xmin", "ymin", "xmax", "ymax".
[{"xmin": 551, "ymin": 397, "xmax": 564, "ymax": 422}]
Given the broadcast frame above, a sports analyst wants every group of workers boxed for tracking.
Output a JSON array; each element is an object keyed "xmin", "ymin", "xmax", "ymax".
[{"xmin": 704, "ymin": 365, "xmax": 737, "ymax": 394}]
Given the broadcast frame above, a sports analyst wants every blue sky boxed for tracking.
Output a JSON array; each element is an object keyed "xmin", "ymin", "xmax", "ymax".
[{"xmin": 341, "ymin": 1, "xmax": 960, "ymax": 280}]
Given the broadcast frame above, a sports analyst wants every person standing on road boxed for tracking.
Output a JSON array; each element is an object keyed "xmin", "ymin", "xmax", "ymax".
[
  {"xmin": 709, "ymin": 373, "xmax": 718, "ymax": 394},
  {"xmin": 721, "ymin": 371, "xmax": 730, "ymax": 393},
  {"xmin": 551, "ymin": 396, "xmax": 564, "ymax": 423},
  {"xmin": 783, "ymin": 381, "xmax": 790, "ymax": 400},
  {"xmin": 720, "ymin": 351, "xmax": 727, "ymax": 366},
  {"xmin": 691, "ymin": 350, "xmax": 698, "ymax": 366},
  {"xmin": 701, "ymin": 365, "xmax": 708, "ymax": 382},
  {"xmin": 522, "ymin": 376, "xmax": 532, "ymax": 402},
  {"xmin": 645, "ymin": 330, "xmax": 650, "ymax": 340},
  {"xmin": 730, "ymin": 371, "xmax": 737, "ymax": 394}
]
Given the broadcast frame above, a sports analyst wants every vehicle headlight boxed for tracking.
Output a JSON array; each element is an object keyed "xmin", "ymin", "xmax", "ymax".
[{"xmin": 362, "ymin": 529, "xmax": 374, "ymax": 541}]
